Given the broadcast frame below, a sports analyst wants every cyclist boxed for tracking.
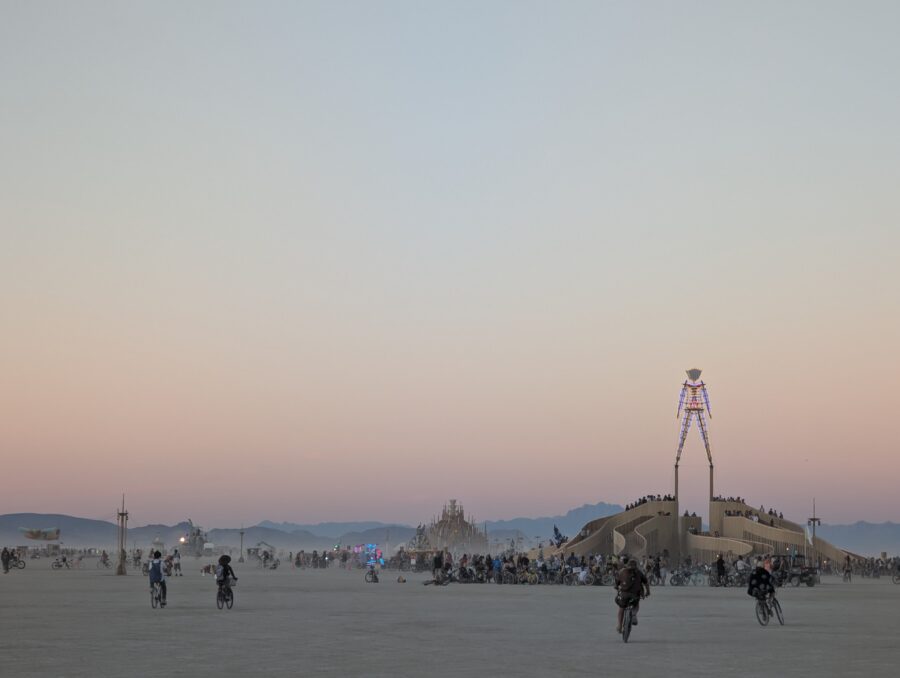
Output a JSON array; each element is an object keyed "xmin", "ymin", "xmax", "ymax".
[
  {"xmin": 615, "ymin": 558, "xmax": 650, "ymax": 633},
  {"xmin": 148, "ymin": 551, "xmax": 167, "ymax": 607},
  {"xmin": 843, "ymin": 555, "xmax": 853, "ymax": 582},
  {"xmin": 216, "ymin": 555, "xmax": 238, "ymax": 592},
  {"xmin": 715, "ymin": 554, "xmax": 727, "ymax": 585},
  {"xmin": 747, "ymin": 559, "xmax": 775, "ymax": 602}
]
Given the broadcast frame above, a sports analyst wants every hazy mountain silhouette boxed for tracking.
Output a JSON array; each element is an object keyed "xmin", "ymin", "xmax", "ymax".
[
  {"xmin": 4, "ymin": 510, "xmax": 898, "ymax": 555},
  {"xmin": 256, "ymin": 521, "xmax": 406, "ymax": 537},
  {"xmin": 484, "ymin": 502, "xmax": 625, "ymax": 540}
]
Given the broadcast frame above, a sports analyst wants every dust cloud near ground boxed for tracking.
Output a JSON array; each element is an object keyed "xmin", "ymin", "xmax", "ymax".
[{"xmin": 2, "ymin": 564, "xmax": 896, "ymax": 677}]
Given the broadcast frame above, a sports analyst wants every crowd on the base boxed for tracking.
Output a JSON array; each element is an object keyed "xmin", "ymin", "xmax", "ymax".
[{"xmin": 625, "ymin": 495, "xmax": 675, "ymax": 511}]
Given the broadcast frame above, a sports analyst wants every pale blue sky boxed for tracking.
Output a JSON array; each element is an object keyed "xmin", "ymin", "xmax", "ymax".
[{"xmin": 1, "ymin": 1, "xmax": 899, "ymax": 525}]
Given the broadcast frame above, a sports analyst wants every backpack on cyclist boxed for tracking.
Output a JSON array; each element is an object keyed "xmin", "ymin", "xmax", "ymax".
[
  {"xmin": 215, "ymin": 564, "xmax": 224, "ymax": 581},
  {"xmin": 148, "ymin": 560, "xmax": 163, "ymax": 582}
]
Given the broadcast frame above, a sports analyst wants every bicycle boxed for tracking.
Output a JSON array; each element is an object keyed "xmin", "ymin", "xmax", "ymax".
[
  {"xmin": 216, "ymin": 578, "xmax": 235, "ymax": 609},
  {"xmin": 365, "ymin": 566, "xmax": 379, "ymax": 584},
  {"xmin": 891, "ymin": 573, "xmax": 900, "ymax": 585},
  {"xmin": 96, "ymin": 559, "xmax": 112, "ymax": 570},
  {"xmin": 755, "ymin": 592, "xmax": 783, "ymax": 626},
  {"xmin": 51, "ymin": 558, "xmax": 69, "ymax": 570},
  {"xmin": 150, "ymin": 581, "xmax": 163, "ymax": 609},
  {"xmin": 9, "ymin": 556, "xmax": 25, "ymax": 570},
  {"xmin": 618, "ymin": 594, "xmax": 644, "ymax": 643}
]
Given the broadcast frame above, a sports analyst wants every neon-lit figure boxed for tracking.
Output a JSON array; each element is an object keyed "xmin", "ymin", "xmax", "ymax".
[{"xmin": 675, "ymin": 368, "xmax": 714, "ymax": 501}]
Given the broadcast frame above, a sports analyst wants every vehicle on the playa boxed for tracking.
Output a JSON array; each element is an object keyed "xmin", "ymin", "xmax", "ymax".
[
  {"xmin": 50, "ymin": 557, "xmax": 70, "ymax": 570},
  {"xmin": 365, "ymin": 565, "xmax": 379, "ymax": 583},
  {"xmin": 8, "ymin": 554, "xmax": 26, "ymax": 570},
  {"xmin": 773, "ymin": 555, "xmax": 819, "ymax": 587}
]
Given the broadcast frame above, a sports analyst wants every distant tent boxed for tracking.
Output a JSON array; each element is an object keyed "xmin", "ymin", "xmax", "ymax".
[{"xmin": 19, "ymin": 527, "xmax": 61, "ymax": 541}]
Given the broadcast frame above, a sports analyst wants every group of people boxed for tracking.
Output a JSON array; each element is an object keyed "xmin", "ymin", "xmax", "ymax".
[
  {"xmin": 147, "ymin": 551, "xmax": 236, "ymax": 608},
  {"xmin": 625, "ymin": 495, "xmax": 675, "ymax": 511},
  {"xmin": 1, "ymin": 547, "xmax": 20, "ymax": 573}
]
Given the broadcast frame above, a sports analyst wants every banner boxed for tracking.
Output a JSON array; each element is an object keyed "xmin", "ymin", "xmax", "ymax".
[{"xmin": 19, "ymin": 527, "xmax": 61, "ymax": 541}]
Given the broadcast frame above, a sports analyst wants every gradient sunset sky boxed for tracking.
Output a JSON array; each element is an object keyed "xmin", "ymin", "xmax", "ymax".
[{"xmin": 2, "ymin": 2, "xmax": 898, "ymax": 528}]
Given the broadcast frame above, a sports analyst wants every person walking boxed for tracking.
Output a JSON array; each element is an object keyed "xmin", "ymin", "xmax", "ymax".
[{"xmin": 1, "ymin": 547, "xmax": 10, "ymax": 574}]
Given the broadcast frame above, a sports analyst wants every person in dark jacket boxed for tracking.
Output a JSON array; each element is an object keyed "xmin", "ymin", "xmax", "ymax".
[
  {"xmin": 747, "ymin": 561, "xmax": 774, "ymax": 599},
  {"xmin": 148, "ymin": 551, "xmax": 167, "ymax": 606},
  {"xmin": 615, "ymin": 559, "xmax": 650, "ymax": 633},
  {"xmin": 216, "ymin": 554, "xmax": 238, "ymax": 590}
]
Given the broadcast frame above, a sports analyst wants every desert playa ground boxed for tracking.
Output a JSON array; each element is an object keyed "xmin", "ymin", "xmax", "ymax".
[{"xmin": 2, "ymin": 562, "xmax": 897, "ymax": 677}]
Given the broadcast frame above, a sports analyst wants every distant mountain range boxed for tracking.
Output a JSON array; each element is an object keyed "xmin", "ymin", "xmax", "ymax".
[
  {"xmin": 3, "ymin": 509, "xmax": 898, "ymax": 555},
  {"xmin": 484, "ymin": 502, "xmax": 624, "ymax": 540},
  {"xmin": 816, "ymin": 522, "xmax": 900, "ymax": 557}
]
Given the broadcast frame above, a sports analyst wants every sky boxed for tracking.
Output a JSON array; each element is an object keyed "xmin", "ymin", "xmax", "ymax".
[{"xmin": 2, "ymin": 1, "xmax": 899, "ymax": 528}]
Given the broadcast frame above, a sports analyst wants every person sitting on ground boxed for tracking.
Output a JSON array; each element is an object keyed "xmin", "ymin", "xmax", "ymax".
[
  {"xmin": 615, "ymin": 558, "xmax": 650, "ymax": 633},
  {"xmin": 148, "ymin": 551, "xmax": 168, "ymax": 607}
]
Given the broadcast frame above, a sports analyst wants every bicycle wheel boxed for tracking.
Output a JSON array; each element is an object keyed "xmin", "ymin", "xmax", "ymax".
[
  {"xmin": 622, "ymin": 608, "xmax": 632, "ymax": 643},
  {"xmin": 790, "ymin": 575, "xmax": 800, "ymax": 587},
  {"xmin": 755, "ymin": 600, "xmax": 769, "ymax": 626},
  {"xmin": 51, "ymin": 561, "xmax": 61, "ymax": 570},
  {"xmin": 583, "ymin": 573, "xmax": 595, "ymax": 586},
  {"xmin": 216, "ymin": 589, "xmax": 225, "ymax": 610},
  {"xmin": 365, "ymin": 571, "xmax": 375, "ymax": 583},
  {"xmin": 225, "ymin": 589, "xmax": 234, "ymax": 609},
  {"xmin": 892, "ymin": 574, "xmax": 900, "ymax": 585},
  {"xmin": 15, "ymin": 560, "xmax": 25, "ymax": 570},
  {"xmin": 563, "ymin": 573, "xmax": 576, "ymax": 586},
  {"xmin": 602, "ymin": 573, "xmax": 615, "ymax": 586},
  {"xmin": 151, "ymin": 586, "xmax": 159, "ymax": 609},
  {"xmin": 772, "ymin": 598, "xmax": 784, "ymax": 625}
]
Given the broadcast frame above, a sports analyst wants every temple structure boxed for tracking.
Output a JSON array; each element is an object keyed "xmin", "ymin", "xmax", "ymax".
[
  {"xmin": 411, "ymin": 500, "xmax": 489, "ymax": 555},
  {"xmin": 559, "ymin": 370, "xmax": 850, "ymax": 566}
]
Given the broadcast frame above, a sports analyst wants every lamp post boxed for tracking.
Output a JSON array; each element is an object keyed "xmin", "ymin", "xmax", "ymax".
[
  {"xmin": 238, "ymin": 526, "xmax": 245, "ymax": 563},
  {"xmin": 807, "ymin": 499, "xmax": 821, "ymax": 569},
  {"xmin": 116, "ymin": 495, "xmax": 128, "ymax": 576}
]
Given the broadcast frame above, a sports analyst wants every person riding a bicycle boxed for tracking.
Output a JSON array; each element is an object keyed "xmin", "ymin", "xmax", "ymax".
[
  {"xmin": 148, "ymin": 551, "xmax": 167, "ymax": 607},
  {"xmin": 216, "ymin": 555, "xmax": 238, "ymax": 591},
  {"xmin": 616, "ymin": 558, "xmax": 650, "ymax": 633},
  {"xmin": 747, "ymin": 560, "xmax": 775, "ymax": 601}
]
